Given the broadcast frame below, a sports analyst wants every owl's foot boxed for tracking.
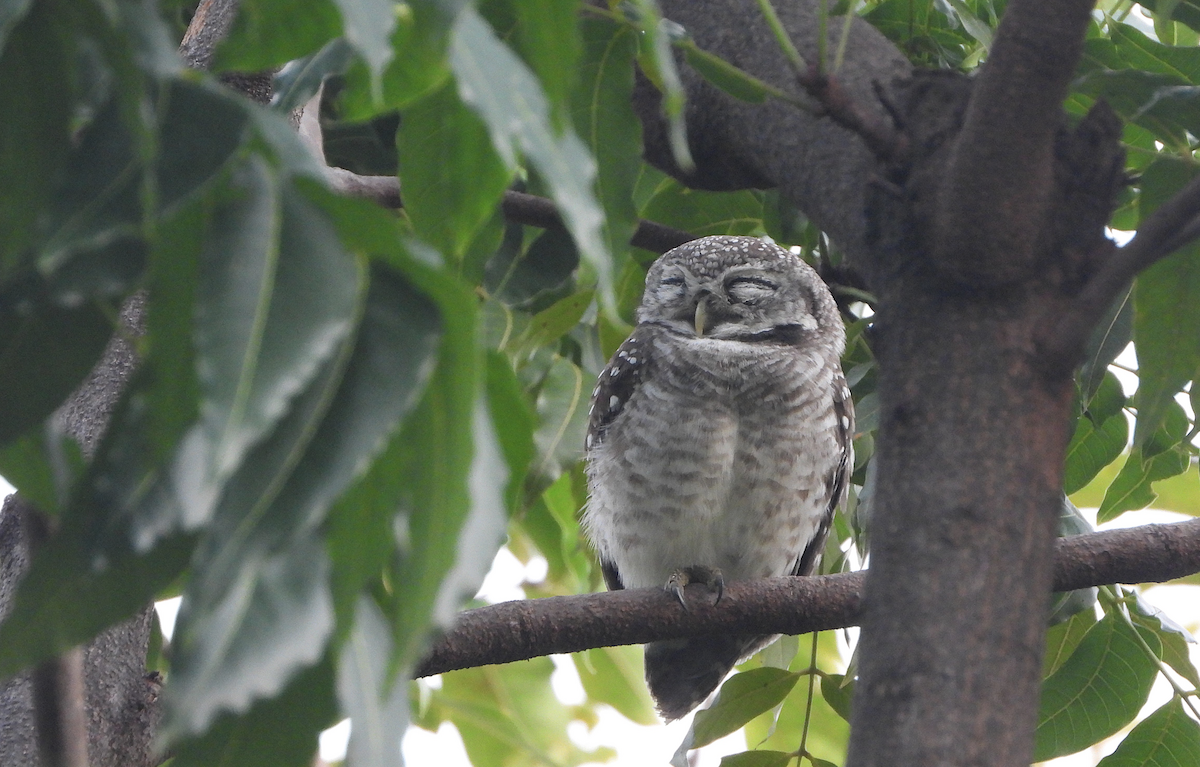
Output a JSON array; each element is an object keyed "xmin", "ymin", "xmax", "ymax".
[{"xmin": 666, "ymin": 565, "xmax": 725, "ymax": 611}]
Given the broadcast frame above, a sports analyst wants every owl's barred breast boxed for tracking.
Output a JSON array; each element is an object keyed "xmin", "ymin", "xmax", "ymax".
[{"xmin": 584, "ymin": 326, "xmax": 842, "ymax": 590}]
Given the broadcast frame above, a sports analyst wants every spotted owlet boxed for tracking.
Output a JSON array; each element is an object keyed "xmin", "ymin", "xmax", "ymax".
[{"xmin": 583, "ymin": 235, "xmax": 853, "ymax": 720}]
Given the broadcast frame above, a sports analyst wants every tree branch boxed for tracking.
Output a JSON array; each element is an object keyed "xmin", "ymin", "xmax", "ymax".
[
  {"xmin": 1042, "ymin": 173, "xmax": 1200, "ymax": 372},
  {"xmin": 324, "ymin": 168, "xmax": 696, "ymax": 254},
  {"xmin": 935, "ymin": 0, "xmax": 1095, "ymax": 284},
  {"xmin": 414, "ymin": 519, "xmax": 1200, "ymax": 677}
]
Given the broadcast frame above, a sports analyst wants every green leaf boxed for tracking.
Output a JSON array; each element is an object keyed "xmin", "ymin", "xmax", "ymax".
[
  {"xmin": 0, "ymin": 520, "xmax": 194, "ymax": 679},
  {"xmin": 574, "ymin": 645, "xmax": 658, "ymax": 726},
  {"xmin": 691, "ymin": 668, "xmax": 801, "ymax": 749},
  {"xmin": 156, "ymin": 80, "xmax": 250, "ymax": 211},
  {"xmin": 437, "ymin": 660, "xmax": 607, "ymax": 767},
  {"xmin": 530, "ymin": 357, "xmax": 589, "ymax": 489},
  {"xmin": 337, "ymin": 0, "xmax": 452, "ymax": 117},
  {"xmin": 396, "ymin": 81, "xmax": 511, "ymax": 260},
  {"xmin": 385, "ymin": 261, "xmax": 492, "ymax": 670},
  {"xmin": 0, "ymin": 427, "xmax": 84, "ymax": 515},
  {"xmin": 820, "ymin": 673, "xmax": 855, "ymax": 722},
  {"xmin": 679, "ymin": 40, "xmax": 785, "ymax": 104},
  {"xmin": 514, "ymin": 0, "xmax": 581, "ymax": 123},
  {"xmin": 338, "ymin": 596, "xmax": 407, "ymax": 767},
  {"xmin": 141, "ymin": 159, "xmax": 362, "ymax": 545},
  {"xmin": 1111, "ymin": 24, "xmax": 1200, "ymax": 85},
  {"xmin": 170, "ymin": 654, "xmax": 339, "ymax": 767},
  {"xmin": 572, "ymin": 18, "xmax": 641, "ymax": 274},
  {"xmin": 0, "ymin": 0, "xmax": 71, "ymax": 281},
  {"xmin": 1096, "ymin": 697, "xmax": 1200, "ymax": 767},
  {"xmin": 1034, "ymin": 614, "xmax": 1161, "ymax": 761},
  {"xmin": 1043, "ymin": 610, "xmax": 1098, "ymax": 678},
  {"xmin": 1156, "ymin": 0, "xmax": 1200, "ymax": 36},
  {"xmin": 1063, "ymin": 408, "xmax": 1128, "ymax": 495},
  {"xmin": 0, "ymin": 0, "xmax": 33, "ymax": 54},
  {"xmin": 449, "ymin": 7, "xmax": 612, "ymax": 304},
  {"xmin": 1133, "ymin": 159, "xmax": 1200, "ymax": 445},
  {"xmin": 166, "ymin": 260, "xmax": 443, "ymax": 740},
  {"xmin": 331, "ymin": 0, "xmax": 396, "ymax": 94},
  {"xmin": 272, "ymin": 38, "xmax": 355, "ymax": 113},
  {"xmin": 215, "ymin": 0, "xmax": 343, "ymax": 72},
  {"xmin": 1098, "ymin": 445, "xmax": 1190, "ymax": 522},
  {"xmin": 516, "ymin": 290, "xmax": 595, "ymax": 354},
  {"xmin": 641, "ymin": 180, "xmax": 763, "ymax": 237},
  {"xmin": 0, "ymin": 301, "xmax": 114, "ymax": 445},
  {"xmin": 1131, "ymin": 594, "xmax": 1200, "ymax": 689},
  {"xmin": 485, "ymin": 350, "xmax": 536, "ymax": 515},
  {"xmin": 630, "ymin": 1, "xmax": 693, "ymax": 171},
  {"xmin": 1078, "ymin": 289, "xmax": 1132, "ymax": 402},
  {"xmin": 719, "ymin": 751, "xmax": 794, "ymax": 767},
  {"xmin": 485, "ymin": 226, "xmax": 580, "ymax": 309}
]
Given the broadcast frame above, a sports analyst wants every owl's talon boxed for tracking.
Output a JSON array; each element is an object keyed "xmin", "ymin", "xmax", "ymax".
[{"xmin": 666, "ymin": 565, "xmax": 725, "ymax": 611}]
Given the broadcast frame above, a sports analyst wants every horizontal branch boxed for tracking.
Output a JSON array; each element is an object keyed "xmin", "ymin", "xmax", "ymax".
[
  {"xmin": 1041, "ymin": 172, "xmax": 1200, "ymax": 373},
  {"xmin": 414, "ymin": 518, "xmax": 1200, "ymax": 677},
  {"xmin": 326, "ymin": 171, "xmax": 695, "ymax": 255}
]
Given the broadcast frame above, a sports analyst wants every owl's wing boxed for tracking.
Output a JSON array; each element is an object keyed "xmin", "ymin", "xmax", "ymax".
[
  {"xmin": 585, "ymin": 332, "xmax": 652, "ymax": 592},
  {"xmin": 792, "ymin": 373, "xmax": 855, "ymax": 577},
  {"xmin": 585, "ymin": 332, "xmax": 650, "ymax": 453}
]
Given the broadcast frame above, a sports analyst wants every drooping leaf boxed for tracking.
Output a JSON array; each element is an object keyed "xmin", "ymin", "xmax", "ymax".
[
  {"xmin": 0, "ymin": 0, "xmax": 71, "ymax": 281},
  {"xmin": 396, "ymin": 81, "xmax": 511, "ymax": 260},
  {"xmin": 690, "ymin": 668, "xmax": 801, "ymax": 749},
  {"xmin": 449, "ymin": 6, "xmax": 611, "ymax": 303},
  {"xmin": 1062, "ymin": 406, "xmax": 1128, "ymax": 496},
  {"xmin": 820, "ymin": 673, "xmax": 855, "ymax": 722},
  {"xmin": 338, "ymin": 596, "xmax": 407, "ymax": 767},
  {"xmin": 1078, "ymin": 288, "xmax": 1132, "ymax": 401},
  {"xmin": 1098, "ymin": 445, "xmax": 1191, "ymax": 522},
  {"xmin": 1034, "ymin": 614, "xmax": 1161, "ymax": 761},
  {"xmin": 166, "ymin": 259, "xmax": 443, "ymax": 740},
  {"xmin": 0, "ymin": 300, "xmax": 115, "ymax": 445},
  {"xmin": 170, "ymin": 654, "xmax": 339, "ymax": 767},
  {"xmin": 1096, "ymin": 697, "xmax": 1200, "ymax": 767},
  {"xmin": 641, "ymin": 180, "xmax": 764, "ymax": 237},
  {"xmin": 272, "ymin": 38, "xmax": 355, "ymax": 112},
  {"xmin": 1131, "ymin": 593, "xmax": 1200, "ymax": 689},
  {"xmin": 530, "ymin": 357, "xmax": 589, "ymax": 490},
  {"xmin": 214, "ymin": 0, "xmax": 343, "ymax": 72},
  {"xmin": 0, "ymin": 427, "xmax": 84, "ymax": 516},
  {"xmin": 337, "ymin": 0, "xmax": 453, "ymax": 117},
  {"xmin": 514, "ymin": 0, "xmax": 581, "ymax": 124},
  {"xmin": 1043, "ymin": 610, "xmax": 1098, "ymax": 679},
  {"xmin": 629, "ymin": 0, "xmax": 693, "ymax": 171},
  {"xmin": 1132, "ymin": 158, "xmax": 1200, "ymax": 445},
  {"xmin": 130, "ymin": 159, "xmax": 361, "ymax": 548},
  {"xmin": 331, "ymin": 0, "xmax": 396, "ymax": 94},
  {"xmin": 572, "ymin": 17, "xmax": 641, "ymax": 276}
]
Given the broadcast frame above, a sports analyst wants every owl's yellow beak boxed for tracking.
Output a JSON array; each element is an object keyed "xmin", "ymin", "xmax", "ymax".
[{"xmin": 694, "ymin": 301, "xmax": 707, "ymax": 337}]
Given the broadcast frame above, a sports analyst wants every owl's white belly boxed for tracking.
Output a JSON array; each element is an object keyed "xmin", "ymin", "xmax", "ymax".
[{"xmin": 585, "ymin": 367, "xmax": 837, "ymax": 590}]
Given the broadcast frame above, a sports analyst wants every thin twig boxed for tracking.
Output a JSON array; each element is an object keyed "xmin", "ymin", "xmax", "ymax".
[
  {"xmin": 1042, "ymin": 174, "xmax": 1200, "ymax": 374},
  {"xmin": 413, "ymin": 518, "xmax": 1200, "ymax": 677}
]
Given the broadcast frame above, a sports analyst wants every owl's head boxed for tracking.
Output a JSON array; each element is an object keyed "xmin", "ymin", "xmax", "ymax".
[{"xmin": 638, "ymin": 236, "xmax": 842, "ymax": 350}]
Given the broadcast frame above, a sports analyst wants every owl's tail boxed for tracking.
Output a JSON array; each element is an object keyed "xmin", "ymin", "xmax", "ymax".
[{"xmin": 644, "ymin": 634, "xmax": 773, "ymax": 720}]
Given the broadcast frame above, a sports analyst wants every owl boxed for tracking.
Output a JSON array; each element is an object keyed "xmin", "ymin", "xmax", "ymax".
[{"xmin": 583, "ymin": 235, "xmax": 853, "ymax": 720}]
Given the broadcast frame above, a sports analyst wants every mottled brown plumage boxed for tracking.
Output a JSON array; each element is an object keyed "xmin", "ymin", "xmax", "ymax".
[{"xmin": 583, "ymin": 235, "xmax": 852, "ymax": 720}]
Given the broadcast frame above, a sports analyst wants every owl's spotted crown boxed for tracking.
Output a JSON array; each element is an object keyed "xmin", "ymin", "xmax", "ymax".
[{"xmin": 646, "ymin": 235, "xmax": 803, "ymax": 282}]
